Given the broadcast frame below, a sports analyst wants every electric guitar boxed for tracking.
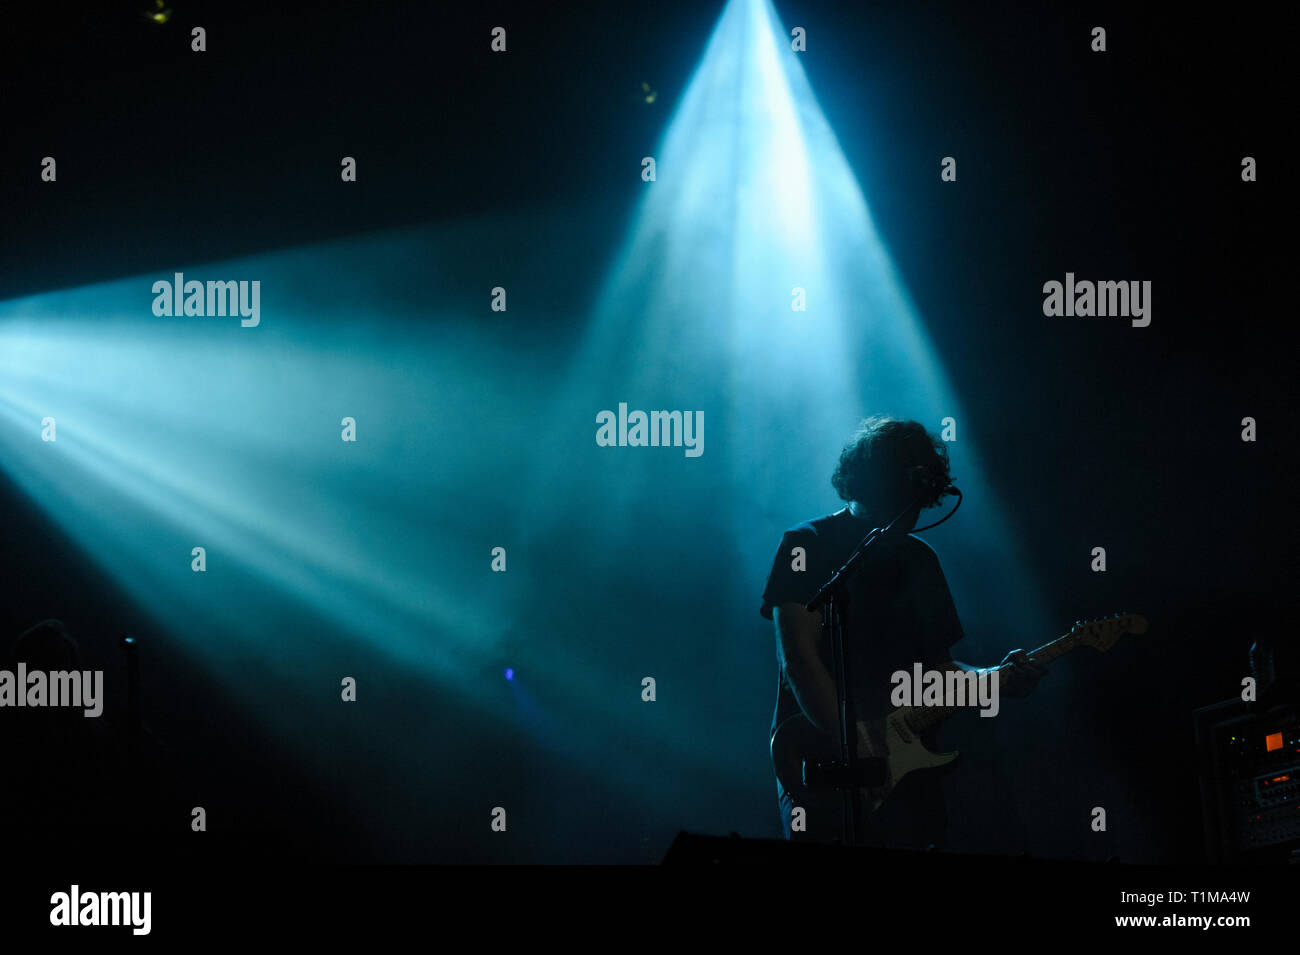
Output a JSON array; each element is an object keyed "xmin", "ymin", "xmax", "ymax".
[{"xmin": 770, "ymin": 612, "xmax": 1148, "ymax": 817}]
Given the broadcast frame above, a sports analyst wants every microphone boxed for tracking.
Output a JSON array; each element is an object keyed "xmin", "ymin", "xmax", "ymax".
[{"xmin": 909, "ymin": 465, "xmax": 959, "ymax": 500}]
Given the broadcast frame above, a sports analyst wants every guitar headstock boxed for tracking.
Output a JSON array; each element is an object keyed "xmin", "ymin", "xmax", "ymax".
[{"xmin": 1070, "ymin": 612, "xmax": 1148, "ymax": 652}]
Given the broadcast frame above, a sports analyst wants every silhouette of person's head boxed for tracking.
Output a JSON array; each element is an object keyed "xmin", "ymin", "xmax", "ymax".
[
  {"xmin": 4, "ymin": 619, "xmax": 89, "ymax": 740},
  {"xmin": 8, "ymin": 618, "xmax": 80, "ymax": 671},
  {"xmin": 831, "ymin": 416, "xmax": 953, "ymax": 528}
]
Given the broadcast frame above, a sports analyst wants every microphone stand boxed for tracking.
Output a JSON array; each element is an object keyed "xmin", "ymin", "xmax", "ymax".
[{"xmin": 804, "ymin": 494, "xmax": 924, "ymax": 846}]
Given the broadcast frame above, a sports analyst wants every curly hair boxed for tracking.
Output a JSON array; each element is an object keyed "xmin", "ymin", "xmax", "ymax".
[{"xmin": 831, "ymin": 416, "xmax": 953, "ymax": 510}]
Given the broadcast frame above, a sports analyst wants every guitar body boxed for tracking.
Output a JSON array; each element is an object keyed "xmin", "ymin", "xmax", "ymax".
[{"xmin": 770, "ymin": 709, "xmax": 959, "ymax": 816}]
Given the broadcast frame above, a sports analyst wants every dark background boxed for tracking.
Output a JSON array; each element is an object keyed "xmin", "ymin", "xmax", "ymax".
[{"xmin": 0, "ymin": 0, "xmax": 1289, "ymax": 863}]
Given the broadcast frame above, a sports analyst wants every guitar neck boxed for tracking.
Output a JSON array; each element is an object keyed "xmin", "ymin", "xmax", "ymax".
[
  {"xmin": 905, "ymin": 629, "xmax": 1082, "ymax": 735},
  {"xmin": 1026, "ymin": 629, "xmax": 1086, "ymax": 666}
]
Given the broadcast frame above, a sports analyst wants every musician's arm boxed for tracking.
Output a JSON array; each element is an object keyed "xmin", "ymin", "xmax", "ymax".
[
  {"xmin": 773, "ymin": 603, "xmax": 841, "ymax": 738},
  {"xmin": 935, "ymin": 656, "xmax": 1046, "ymax": 697}
]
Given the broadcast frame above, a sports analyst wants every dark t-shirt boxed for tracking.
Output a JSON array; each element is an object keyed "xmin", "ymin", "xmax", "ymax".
[{"xmin": 761, "ymin": 508, "xmax": 965, "ymax": 737}]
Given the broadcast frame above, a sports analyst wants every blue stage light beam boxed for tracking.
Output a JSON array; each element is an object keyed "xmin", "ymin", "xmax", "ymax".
[
  {"xmin": 0, "ymin": 224, "xmax": 619, "ymax": 841},
  {"xmin": 0, "ymin": 208, "xmax": 731, "ymax": 858},
  {"xmin": 518, "ymin": 0, "xmax": 1053, "ymax": 796}
]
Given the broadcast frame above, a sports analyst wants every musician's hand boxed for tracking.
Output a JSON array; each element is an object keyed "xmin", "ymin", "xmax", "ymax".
[{"xmin": 996, "ymin": 649, "xmax": 1046, "ymax": 698}]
